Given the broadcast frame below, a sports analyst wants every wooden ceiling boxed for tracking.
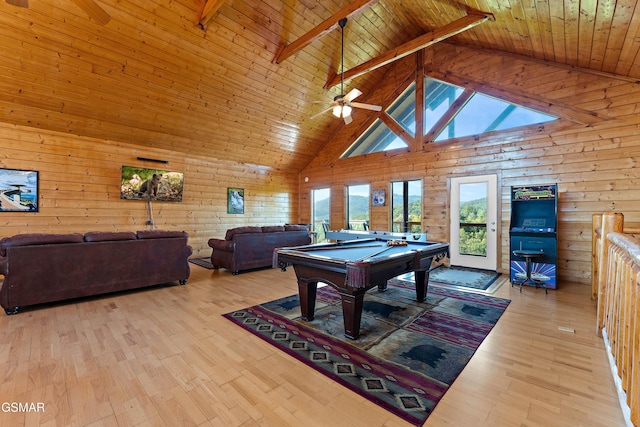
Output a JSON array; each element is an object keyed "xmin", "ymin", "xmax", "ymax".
[{"xmin": 1, "ymin": 0, "xmax": 639, "ymax": 172}]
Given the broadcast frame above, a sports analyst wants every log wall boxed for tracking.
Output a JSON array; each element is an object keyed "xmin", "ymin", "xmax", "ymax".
[
  {"xmin": 299, "ymin": 44, "xmax": 640, "ymax": 285},
  {"xmin": 0, "ymin": 123, "xmax": 299, "ymax": 258}
]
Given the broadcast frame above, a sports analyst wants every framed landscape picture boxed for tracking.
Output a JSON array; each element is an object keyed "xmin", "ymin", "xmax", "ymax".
[
  {"xmin": 227, "ymin": 187, "xmax": 244, "ymax": 214},
  {"xmin": 0, "ymin": 168, "xmax": 38, "ymax": 212}
]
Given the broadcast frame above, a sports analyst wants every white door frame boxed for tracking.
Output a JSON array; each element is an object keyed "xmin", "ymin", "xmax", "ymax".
[{"xmin": 449, "ymin": 174, "xmax": 498, "ymax": 270}]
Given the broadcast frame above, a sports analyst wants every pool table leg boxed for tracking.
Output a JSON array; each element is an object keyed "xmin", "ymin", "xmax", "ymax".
[
  {"xmin": 415, "ymin": 269, "xmax": 429, "ymax": 301},
  {"xmin": 340, "ymin": 292, "xmax": 365, "ymax": 340},
  {"xmin": 298, "ymin": 281, "xmax": 318, "ymax": 321}
]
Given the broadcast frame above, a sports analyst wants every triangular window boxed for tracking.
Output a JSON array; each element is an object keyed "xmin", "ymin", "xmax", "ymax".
[
  {"xmin": 387, "ymin": 82, "xmax": 416, "ymax": 136},
  {"xmin": 434, "ymin": 88, "xmax": 557, "ymax": 141},
  {"xmin": 341, "ymin": 77, "xmax": 558, "ymax": 159},
  {"xmin": 340, "ymin": 119, "xmax": 407, "ymax": 158}
]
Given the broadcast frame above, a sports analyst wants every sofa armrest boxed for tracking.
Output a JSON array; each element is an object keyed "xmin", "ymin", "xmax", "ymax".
[
  {"xmin": 208, "ymin": 238, "xmax": 234, "ymax": 252},
  {"xmin": 0, "ymin": 257, "xmax": 6, "ymax": 276}
]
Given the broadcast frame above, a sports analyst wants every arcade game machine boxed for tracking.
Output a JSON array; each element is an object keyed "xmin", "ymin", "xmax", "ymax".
[{"xmin": 509, "ymin": 184, "xmax": 558, "ymax": 290}]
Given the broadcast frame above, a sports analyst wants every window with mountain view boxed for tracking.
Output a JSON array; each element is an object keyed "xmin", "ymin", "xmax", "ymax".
[
  {"xmin": 346, "ymin": 184, "xmax": 370, "ymax": 231},
  {"xmin": 312, "ymin": 188, "xmax": 330, "ymax": 242},
  {"xmin": 391, "ymin": 180, "xmax": 421, "ymax": 232},
  {"xmin": 341, "ymin": 77, "xmax": 558, "ymax": 158}
]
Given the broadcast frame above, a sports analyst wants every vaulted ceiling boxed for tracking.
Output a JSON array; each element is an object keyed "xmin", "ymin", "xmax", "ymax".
[{"xmin": 1, "ymin": 0, "xmax": 639, "ymax": 172}]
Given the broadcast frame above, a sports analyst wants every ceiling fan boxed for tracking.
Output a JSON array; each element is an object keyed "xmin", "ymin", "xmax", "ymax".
[
  {"xmin": 311, "ymin": 17, "xmax": 381, "ymax": 125},
  {"xmin": 5, "ymin": 0, "xmax": 111, "ymax": 25}
]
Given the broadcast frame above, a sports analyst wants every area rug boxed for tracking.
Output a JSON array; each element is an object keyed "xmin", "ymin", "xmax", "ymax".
[
  {"xmin": 395, "ymin": 266, "xmax": 503, "ymax": 295},
  {"xmin": 188, "ymin": 257, "xmax": 215, "ymax": 269},
  {"xmin": 427, "ymin": 265, "xmax": 502, "ymax": 291},
  {"xmin": 223, "ymin": 280, "xmax": 510, "ymax": 425}
]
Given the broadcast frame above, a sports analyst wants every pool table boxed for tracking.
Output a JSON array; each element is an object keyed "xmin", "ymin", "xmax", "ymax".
[{"xmin": 274, "ymin": 238, "xmax": 449, "ymax": 339}]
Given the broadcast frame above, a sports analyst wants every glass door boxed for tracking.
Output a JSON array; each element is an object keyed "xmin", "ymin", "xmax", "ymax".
[{"xmin": 449, "ymin": 174, "xmax": 498, "ymax": 270}]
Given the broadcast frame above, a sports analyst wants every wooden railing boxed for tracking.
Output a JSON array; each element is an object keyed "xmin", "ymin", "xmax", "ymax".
[{"xmin": 592, "ymin": 212, "xmax": 640, "ymax": 426}]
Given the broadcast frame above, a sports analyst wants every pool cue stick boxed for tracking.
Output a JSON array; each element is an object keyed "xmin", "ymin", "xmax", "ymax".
[
  {"xmin": 296, "ymin": 244, "xmax": 382, "ymax": 252},
  {"xmin": 355, "ymin": 245, "xmax": 394, "ymax": 261}
]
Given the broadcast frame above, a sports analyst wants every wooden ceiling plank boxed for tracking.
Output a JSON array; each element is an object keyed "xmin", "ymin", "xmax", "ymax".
[
  {"xmin": 273, "ymin": 0, "xmax": 381, "ymax": 64},
  {"xmin": 605, "ymin": 0, "xmax": 640, "ymax": 76},
  {"xmin": 324, "ymin": 8, "xmax": 494, "ymax": 88}
]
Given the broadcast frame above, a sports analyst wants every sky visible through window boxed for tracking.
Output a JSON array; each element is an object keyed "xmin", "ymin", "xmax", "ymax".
[{"xmin": 342, "ymin": 78, "xmax": 558, "ymax": 158}]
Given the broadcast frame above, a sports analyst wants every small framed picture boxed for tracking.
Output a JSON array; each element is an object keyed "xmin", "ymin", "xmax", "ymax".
[
  {"xmin": 372, "ymin": 189, "xmax": 386, "ymax": 207},
  {"xmin": 0, "ymin": 168, "xmax": 39, "ymax": 212},
  {"xmin": 227, "ymin": 187, "xmax": 244, "ymax": 214}
]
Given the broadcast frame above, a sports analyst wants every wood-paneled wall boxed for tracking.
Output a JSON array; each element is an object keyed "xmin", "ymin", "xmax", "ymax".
[
  {"xmin": 299, "ymin": 43, "xmax": 640, "ymax": 285},
  {"xmin": 0, "ymin": 123, "xmax": 299, "ymax": 258}
]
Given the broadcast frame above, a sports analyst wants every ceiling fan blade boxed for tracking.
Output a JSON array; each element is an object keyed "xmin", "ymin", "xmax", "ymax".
[
  {"xmin": 350, "ymin": 102, "xmax": 382, "ymax": 112},
  {"xmin": 5, "ymin": 0, "xmax": 29, "ymax": 7},
  {"xmin": 71, "ymin": 0, "xmax": 111, "ymax": 25},
  {"xmin": 344, "ymin": 88, "xmax": 362, "ymax": 103},
  {"xmin": 310, "ymin": 107, "xmax": 333, "ymax": 120}
]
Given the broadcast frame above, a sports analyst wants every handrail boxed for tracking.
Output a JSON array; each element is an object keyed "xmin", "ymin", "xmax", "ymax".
[{"xmin": 592, "ymin": 212, "xmax": 640, "ymax": 426}]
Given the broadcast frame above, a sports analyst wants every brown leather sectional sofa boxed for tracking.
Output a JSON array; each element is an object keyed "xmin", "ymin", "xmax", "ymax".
[
  {"xmin": 208, "ymin": 225, "xmax": 311, "ymax": 274},
  {"xmin": 0, "ymin": 230, "xmax": 192, "ymax": 315}
]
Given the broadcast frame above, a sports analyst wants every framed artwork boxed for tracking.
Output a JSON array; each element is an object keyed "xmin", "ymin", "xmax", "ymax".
[
  {"xmin": 227, "ymin": 187, "xmax": 244, "ymax": 214},
  {"xmin": 120, "ymin": 165, "xmax": 184, "ymax": 202},
  {"xmin": 372, "ymin": 189, "xmax": 386, "ymax": 207},
  {"xmin": 0, "ymin": 168, "xmax": 39, "ymax": 212}
]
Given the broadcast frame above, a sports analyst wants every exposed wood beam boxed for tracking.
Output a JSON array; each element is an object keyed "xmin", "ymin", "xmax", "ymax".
[
  {"xmin": 325, "ymin": 7, "xmax": 494, "ymax": 88},
  {"xmin": 71, "ymin": 0, "xmax": 111, "ymax": 25},
  {"xmin": 198, "ymin": 0, "xmax": 227, "ymax": 29},
  {"xmin": 273, "ymin": 0, "xmax": 381, "ymax": 64},
  {"xmin": 380, "ymin": 112, "xmax": 415, "ymax": 147},
  {"xmin": 424, "ymin": 89, "xmax": 474, "ymax": 142}
]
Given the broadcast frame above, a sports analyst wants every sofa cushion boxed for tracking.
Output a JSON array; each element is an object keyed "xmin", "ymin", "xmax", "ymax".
[
  {"xmin": 0, "ymin": 233, "xmax": 84, "ymax": 257},
  {"xmin": 225, "ymin": 226, "xmax": 262, "ymax": 240},
  {"xmin": 84, "ymin": 231, "xmax": 137, "ymax": 242},
  {"xmin": 284, "ymin": 224, "xmax": 308, "ymax": 232},
  {"xmin": 137, "ymin": 230, "xmax": 188, "ymax": 239},
  {"xmin": 262, "ymin": 225, "xmax": 285, "ymax": 233}
]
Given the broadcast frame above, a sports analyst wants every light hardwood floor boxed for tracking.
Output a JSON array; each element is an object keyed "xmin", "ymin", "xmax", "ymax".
[{"xmin": 0, "ymin": 265, "xmax": 627, "ymax": 426}]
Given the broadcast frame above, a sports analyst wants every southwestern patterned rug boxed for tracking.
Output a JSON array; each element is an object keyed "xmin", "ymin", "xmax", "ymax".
[{"xmin": 223, "ymin": 280, "xmax": 510, "ymax": 425}]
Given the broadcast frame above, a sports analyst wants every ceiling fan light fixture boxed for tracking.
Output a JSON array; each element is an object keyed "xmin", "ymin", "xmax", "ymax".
[{"xmin": 310, "ymin": 17, "xmax": 380, "ymax": 124}]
